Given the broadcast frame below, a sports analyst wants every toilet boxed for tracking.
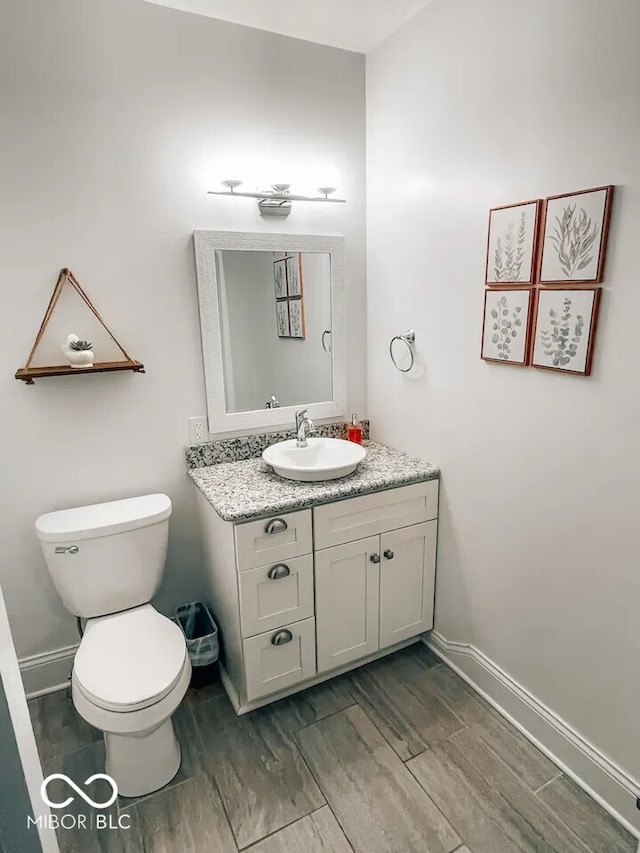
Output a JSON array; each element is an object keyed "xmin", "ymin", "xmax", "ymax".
[{"xmin": 35, "ymin": 494, "xmax": 191, "ymax": 798}]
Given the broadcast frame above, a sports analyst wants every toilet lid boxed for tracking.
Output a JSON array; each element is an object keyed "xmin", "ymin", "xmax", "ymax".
[{"xmin": 74, "ymin": 605, "xmax": 188, "ymax": 712}]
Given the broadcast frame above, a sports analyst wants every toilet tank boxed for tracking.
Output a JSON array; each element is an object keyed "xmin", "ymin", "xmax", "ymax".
[{"xmin": 35, "ymin": 494, "xmax": 172, "ymax": 619}]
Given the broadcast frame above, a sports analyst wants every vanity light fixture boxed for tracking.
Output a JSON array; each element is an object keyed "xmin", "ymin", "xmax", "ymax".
[{"xmin": 209, "ymin": 180, "xmax": 346, "ymax": 218}]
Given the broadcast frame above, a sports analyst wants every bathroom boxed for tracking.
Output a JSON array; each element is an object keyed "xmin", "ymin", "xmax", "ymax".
[{"xmin": 1, "ymin": 0, "xmax": 639, "ymax": 850}]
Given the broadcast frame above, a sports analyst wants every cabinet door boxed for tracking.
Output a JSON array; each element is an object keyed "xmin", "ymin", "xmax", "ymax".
[
  {"xmin": 379, "ymin": 521, "xmax": 436, "ymax": 649},
  {"xmin": 315, "ymin": 536, "xmax": 380, "ymax": 673}
]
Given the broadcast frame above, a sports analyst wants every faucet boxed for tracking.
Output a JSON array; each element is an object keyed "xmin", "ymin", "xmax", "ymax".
[
  {"xmin": 295, "ymin": 408, "xmax": 316, "ymax": 448},
  {"xmin": 265, "ymin": 395, "xmax": 280, "ymax": 409}
]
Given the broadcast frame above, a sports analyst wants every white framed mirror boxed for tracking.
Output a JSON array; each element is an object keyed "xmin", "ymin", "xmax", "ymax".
[{"xmin": 193, "ymin": 230, "xmax": 346, "ymax": 434}]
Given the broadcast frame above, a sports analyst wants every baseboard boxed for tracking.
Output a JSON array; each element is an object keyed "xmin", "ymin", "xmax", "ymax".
[
  {"xmin": 19, "ymin": 644, "xmax": 78, "ymax": 699},
  {"xmin": 424, "ymin": 631, "xmax": 640, "ymax": 838}
]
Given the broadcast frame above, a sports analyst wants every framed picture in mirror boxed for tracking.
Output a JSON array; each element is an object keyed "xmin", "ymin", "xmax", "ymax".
[
  {"xmin": 275, "ymin": 301, "xmax": 290, "ymax": 338},
  {"xmin": 288, "ymin": 298, "xmax": 305, "ymax": 339},
  {"xmin": 286, "ymin": 254, "xmax": 303, "ymax": 296},
  {"xmin": 273, "ymin": 259, "xmax": 287, "ymax": 299}
]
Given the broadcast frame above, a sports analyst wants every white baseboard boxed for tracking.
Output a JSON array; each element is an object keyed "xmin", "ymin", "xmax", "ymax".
[
  {"xmin": 19, "ymin": 644, "xmax": 78, "ymax": 699},
  {"xmin": 425, "ymin": 631, "xmax": 640, "ymax": 838}
]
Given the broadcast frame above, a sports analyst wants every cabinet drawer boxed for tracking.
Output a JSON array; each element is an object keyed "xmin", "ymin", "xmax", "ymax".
[
  {"xmin": 313, "ymin": 481, "xmax": 438, "ymax": 550},
  {"xmin": 239, "ymin": 554, "xmax": 314, "ymax": 639},
  {"xmin": 235, "ymin": 509, "xmax": 312, "ymax": 570},
  {"xmin": 243, "ymin": 617, "xmax": 316, "ymax": 701}
]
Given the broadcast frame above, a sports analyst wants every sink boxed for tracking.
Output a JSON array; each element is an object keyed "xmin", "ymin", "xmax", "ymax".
[{"xmin": 262, "ymin": 437, "xmax": 366, "ymax": 482}]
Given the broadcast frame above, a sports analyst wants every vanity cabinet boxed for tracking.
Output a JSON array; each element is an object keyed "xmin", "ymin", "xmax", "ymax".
[{"xmin": 196, "ymin": 479, "xmax": 439, "ymax": 714}]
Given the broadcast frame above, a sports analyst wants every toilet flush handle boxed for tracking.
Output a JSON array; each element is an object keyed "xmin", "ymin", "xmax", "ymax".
[{"xmin": 54, "ymin": 545, "xmax": 79, "ymax": 555}]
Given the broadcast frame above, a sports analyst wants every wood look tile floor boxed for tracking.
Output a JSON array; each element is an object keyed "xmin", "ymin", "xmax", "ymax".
[{"xmin": 29, "ymin": 645, "xmax": 636, "ymax": 853}]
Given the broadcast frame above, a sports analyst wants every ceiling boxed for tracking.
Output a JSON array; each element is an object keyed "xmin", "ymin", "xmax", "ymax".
[{"xmin": 144, "ymin": 0, "xmax": 432, "ymax": 53}]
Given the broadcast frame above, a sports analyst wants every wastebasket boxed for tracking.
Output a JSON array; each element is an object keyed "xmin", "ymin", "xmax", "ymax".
[{"xmin": 175, "ymin": 601, "xmax": 219, "ymax": 689}]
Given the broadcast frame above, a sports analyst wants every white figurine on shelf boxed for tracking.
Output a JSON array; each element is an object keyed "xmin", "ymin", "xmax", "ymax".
[{"xmin": 62, "ymin": 333, "xmax": 95, "ymax": 369}]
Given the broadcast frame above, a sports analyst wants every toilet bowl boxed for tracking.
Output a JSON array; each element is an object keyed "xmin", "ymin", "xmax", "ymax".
[
  {"xmin": 71, "ymin": 604, "xmax": 191, "ymax": 798},
  {"xmin": 35, "ymin": 494, "xmax": 191, "ymax": 799}
]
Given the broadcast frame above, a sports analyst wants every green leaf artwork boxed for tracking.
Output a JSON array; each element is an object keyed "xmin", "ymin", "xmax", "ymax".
[
  {"xmin": 540, "ymin": 297, "xmax": 583, "ymax": 367},
  {"xmin": 549, "ymin": 204, "xmax": 599, "ymax": 278}
]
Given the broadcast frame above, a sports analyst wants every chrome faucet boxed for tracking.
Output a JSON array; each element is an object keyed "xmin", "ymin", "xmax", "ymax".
[
  {"xmin": 265, "ymin": 395, "xmax": 280, "ymax": 409},
  {"xmin": 295, "ymin": 408, "xmax": 316, "ymax": 448}
]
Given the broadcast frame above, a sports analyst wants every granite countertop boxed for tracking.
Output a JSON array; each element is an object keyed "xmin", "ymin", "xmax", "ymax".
[{"xmin": 188, "ymin": 441, "xmax": 439, "ymax": 522}]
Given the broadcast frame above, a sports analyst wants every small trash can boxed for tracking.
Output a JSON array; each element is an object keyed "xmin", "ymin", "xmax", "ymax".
[{"xmin": 175, "ymin": 601, "xmax": 219, "ymax": 689}]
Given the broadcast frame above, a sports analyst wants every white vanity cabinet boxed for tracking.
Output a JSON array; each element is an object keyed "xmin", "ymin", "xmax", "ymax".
[{"xmin": 196, "ymin": 478, "xmax": 439, "ymax": 714}]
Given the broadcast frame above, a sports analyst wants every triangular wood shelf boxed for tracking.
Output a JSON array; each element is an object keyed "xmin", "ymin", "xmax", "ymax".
[{"xmin": 15, "ymin": 268, "xmax": 145, "ymax": 384}]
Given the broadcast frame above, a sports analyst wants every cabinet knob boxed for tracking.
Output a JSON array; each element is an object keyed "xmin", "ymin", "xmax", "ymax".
[
  {"xmin": 370, "ymin": 553, "xmax": 381, "ymax": 563},
  {"xmin": 383, "ymin": 549, "xmax": 394, "ymax": 560},
  {"xmin": 268, "ymin": 563, "xmax": 291, "ymax": 580},
  {"xmin": 271, "ymin": 629, "xmax": 293, "ymax": 646},
  {"xmin": 264, "ymin": 517, "xmax": 288, "ymax": 534}
]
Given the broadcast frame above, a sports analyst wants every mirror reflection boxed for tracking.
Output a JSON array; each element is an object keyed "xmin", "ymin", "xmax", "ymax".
[{"xmin": 215, "ymin": 250, "xmax": 332, "ymax": 414}]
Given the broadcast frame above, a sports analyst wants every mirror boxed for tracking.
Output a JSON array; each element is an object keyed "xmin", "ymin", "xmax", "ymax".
[
  {"xmin": 217, "ymin": 250, "xmax": 332, "ymax": 412},
  {"xmin": 194, "ymin": 231, "xmax": 346, "ymax": 434}
]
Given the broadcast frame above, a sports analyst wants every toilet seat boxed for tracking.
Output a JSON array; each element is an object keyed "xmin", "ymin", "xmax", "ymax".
[{"xmin": 74, "ymin": 605, "xmax": 187, "ymax": 713}]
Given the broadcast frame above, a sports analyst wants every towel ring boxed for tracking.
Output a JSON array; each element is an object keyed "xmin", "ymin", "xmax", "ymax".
[{"xmin": 389, "ymin": 330, "xmax": 416, "ymax": 372}]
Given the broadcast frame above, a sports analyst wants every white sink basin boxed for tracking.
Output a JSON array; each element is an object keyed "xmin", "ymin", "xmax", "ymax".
[{"xmin": 262, "ymin": 437, "xmax": 366, "ymax": 482}]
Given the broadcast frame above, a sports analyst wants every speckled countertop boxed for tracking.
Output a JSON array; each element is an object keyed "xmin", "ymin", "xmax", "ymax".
[{"xmin": 188, "ymin": 441, "xmax": 439, "ymax": 522}]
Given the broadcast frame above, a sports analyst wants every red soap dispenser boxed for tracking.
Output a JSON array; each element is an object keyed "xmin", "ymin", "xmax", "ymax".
[{"xmin": 347, "ymin": 413, "xmax": 363, "ymax": 444}]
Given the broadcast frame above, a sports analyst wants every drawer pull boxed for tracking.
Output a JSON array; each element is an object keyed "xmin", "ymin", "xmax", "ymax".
[
  {"xmin": 383, "ymin": 549, "xmax": 394, "ymax": 560},
  {"xmin": 370, "ymin": 553, "xmax": 381, "ymax": 564},
  {"xmin": 265, "ymin": 518, "xmax": 288, "ymax": 534},
  {"xmin": 268, "ymin": 563, "xmax": 291, "ymax": 580},
  {"xmin": 271, "ymin": 629, "xmax": 293, "ymax": 646}
]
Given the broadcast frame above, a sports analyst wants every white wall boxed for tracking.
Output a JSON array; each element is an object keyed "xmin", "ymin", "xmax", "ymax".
[
  {"xmin": 367, "ymin": 0, "xmax": 640, "ymax": 812},
  {"xmin": 0, "ymin": 0, "xmax": 365, "ymax": 667}
]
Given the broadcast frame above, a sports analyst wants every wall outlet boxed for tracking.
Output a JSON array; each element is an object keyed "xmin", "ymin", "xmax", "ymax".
[{"xmin": 188, "ymin": 416, "xmax": 208, "ymax": 444}]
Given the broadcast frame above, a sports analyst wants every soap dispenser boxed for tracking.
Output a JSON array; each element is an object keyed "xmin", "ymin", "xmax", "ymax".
[{"xmin": 347, "ymin": 414, "xmax": 363, "ymax": 444}]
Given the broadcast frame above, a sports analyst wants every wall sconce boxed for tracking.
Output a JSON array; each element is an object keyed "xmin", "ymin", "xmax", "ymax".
[{"xmin": 208, "ymin": 179, "xmax": 346, "ymax": 218}]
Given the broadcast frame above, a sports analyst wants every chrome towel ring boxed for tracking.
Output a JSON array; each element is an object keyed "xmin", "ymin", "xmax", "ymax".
[{"xmin": 389, "ymin": 330, "xmax": 416, "ymax": 372}]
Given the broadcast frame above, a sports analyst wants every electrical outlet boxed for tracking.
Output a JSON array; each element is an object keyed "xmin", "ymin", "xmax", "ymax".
[{"xmin": 188, "ymin": 416, "xmax": 208, "ymax": 444}]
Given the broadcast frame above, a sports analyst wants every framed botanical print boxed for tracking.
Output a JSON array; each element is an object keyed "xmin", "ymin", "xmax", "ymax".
[
  {"xmin": 273, "ymin": 259, "xmax": 287, "ymax": 299},
  {"xmin": 538, "ymin": 186, "xmax": 614, "ymax": 284},
  {"xmin": 288, "ymin": 298, "xmax": 306, "ymax": 339},
  {"xmin": 481, "ymin": 289, "xmax": 534, "ymax": 365},
  {"xmin": 485, "ymin": 200, "xmax": 541, "ymax": 286},
  {"xmin": 531, "ymin": 288, "xmax": 601, "ymax": 375},
  {"xmin": 286, "ymin": 254, "xmax": 303, "ymax": 297},
  {"xmin": 275, "ymin": 300, "xmax": 290, "ymax": 337}
]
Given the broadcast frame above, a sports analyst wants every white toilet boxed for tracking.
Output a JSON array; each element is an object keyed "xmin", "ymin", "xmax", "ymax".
[{"xmin": 35, "ymin": 493, "xmax": 191, "ymax": 798}]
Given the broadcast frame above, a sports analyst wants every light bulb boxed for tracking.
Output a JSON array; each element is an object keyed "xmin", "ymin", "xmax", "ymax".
[{"xmin": 310, "ymin": 164, "xmax": 341, "ymax": 197}]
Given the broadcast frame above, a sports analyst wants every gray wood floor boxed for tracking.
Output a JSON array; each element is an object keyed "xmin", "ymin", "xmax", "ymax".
[{"xmin": 29, "ymin": 644, "xmax": 636, "ymax": 853}]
